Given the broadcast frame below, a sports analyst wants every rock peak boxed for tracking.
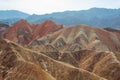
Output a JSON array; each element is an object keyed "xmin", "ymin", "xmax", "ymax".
[{"xmin": 17, "ymin": 19, "xmax": 28, "ymax": 24}]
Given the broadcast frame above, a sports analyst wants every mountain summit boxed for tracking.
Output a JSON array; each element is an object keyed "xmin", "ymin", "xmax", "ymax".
[{"xmin": 3, "ymin": 20, "xmax": 63, "ymax": 45}]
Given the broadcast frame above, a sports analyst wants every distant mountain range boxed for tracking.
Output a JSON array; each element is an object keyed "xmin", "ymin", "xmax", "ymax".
[
  {"xmin": 0, "ymin": 8, "xmax": 120, "ymax": 28},
  {"xmin": 0, "ymin": 10, "xmax": 30, "ymax": 23},
  {"xmin": 0, "ymin": 10, "xmax": 29, "ymax": 19}
]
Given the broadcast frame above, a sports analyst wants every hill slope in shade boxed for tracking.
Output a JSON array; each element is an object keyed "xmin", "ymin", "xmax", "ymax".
[
  {"xmin": 0, "ymin": 22, "xmax": 11, "ymax": 38},
  {"xmin": 0, "ymin": 39, "xmax": 106, "ymax": 80}
]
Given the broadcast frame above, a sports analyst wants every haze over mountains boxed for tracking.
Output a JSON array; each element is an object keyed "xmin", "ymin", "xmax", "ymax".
[{"xmin": 0, "ymin": 8, "xmax": 120, "ymax": 28}]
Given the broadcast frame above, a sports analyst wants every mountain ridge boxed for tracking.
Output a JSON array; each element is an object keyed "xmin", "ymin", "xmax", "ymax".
[
  {"xmin": 0, "ymin": 10, "xmax": 30, "ymax": 24},
  {"xmin": 0, "ymin": 10, "xmax": 29, "ymax": 19},
  {"xmin": 0, "ymin": 19, "xmax": 120, "ymax": 80},
  {"xmin": 26, "ymin": 8, "xmax": 120, "ymax": 28},
  {"xmin": 0, "ymin": 8, "xmax": 120, "ymax": 28}
]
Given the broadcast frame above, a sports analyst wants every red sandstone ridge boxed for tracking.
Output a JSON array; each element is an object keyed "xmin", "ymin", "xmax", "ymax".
[
  {"xmin": 3, "ymin": 19, "xmax": 34, "ymax": 44},
  {"xmin": 3, "ymin": 19, "xmax": 63, "ymax": 45},
  {"xmin": 31, "ymin": 20, "xmax": 63, "ymax": 42}
]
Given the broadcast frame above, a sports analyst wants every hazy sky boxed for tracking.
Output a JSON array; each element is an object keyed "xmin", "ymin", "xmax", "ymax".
[{"xmin": 0, "ymin": 0, "xmax": 120, "ymax": 14}]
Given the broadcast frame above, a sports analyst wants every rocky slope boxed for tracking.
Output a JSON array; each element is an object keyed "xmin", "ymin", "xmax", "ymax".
[
  {"xmin": 1, "ymin": 20, "xmax": 120, "ymax": 80},
  {"xmin": 30, "ymin": 20, "xmax": 63, "ymax": 44},
  {"xmin": 3, "ymin": 20, "xmax": 63, "ymax": 45},
  {"xmin": 0, "ymin": 39, "xmax": 56, "ymax": 80},
  {"xmin": 31, "ymin": 25, "xmax": 120, "ymax": 52},
  {"xmin": 0, "ymin": 39, "xmax": 106, "ymax": 80},
  {"xmin": 30, "ymin": 44, "xmax": 120, "ymax": 80},
  {"xmin": 29, "ymin": 24, "xmax": 120, "ymax": 80},
  {"xmin": 3, "ymin": 19, "xmax": 34, "ymax": 44},
  {"xmin": 58, "ymin": 50, "xmax": 120, "ymax": 80}
]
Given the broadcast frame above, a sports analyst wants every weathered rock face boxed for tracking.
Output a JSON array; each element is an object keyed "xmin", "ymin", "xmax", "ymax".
[
  {"xmin": 0, "ymin": 39, "xmax": 106, "ymax": 80},
  {"xmin": 32, "ymin": 25, "xmax": 120, "ymax": 52}
]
